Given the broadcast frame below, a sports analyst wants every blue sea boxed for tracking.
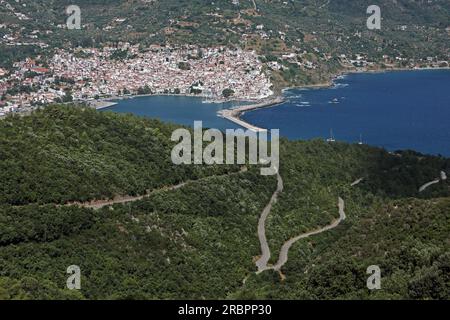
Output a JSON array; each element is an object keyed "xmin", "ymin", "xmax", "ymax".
[
  {"xmin": 102, "ymin": 70, "xmax": 450, "ymax": 156},
  {"xmin": 101, "ymin": 95, "xmax": 245, "ymax": 130}
]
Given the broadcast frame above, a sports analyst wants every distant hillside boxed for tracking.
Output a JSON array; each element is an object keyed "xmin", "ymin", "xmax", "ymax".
[
  {"xmin": 1, "ymin": 0, "xmax": 449, "ymax": 85},
  {"xmin": 0, "ymin": 105, "xmax": 448, "ymax": 299}
]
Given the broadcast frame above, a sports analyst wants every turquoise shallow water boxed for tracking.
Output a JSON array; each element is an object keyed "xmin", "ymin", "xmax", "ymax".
[{"xmin": 102, "ymin": 70, "xmax": 450, "ymax": 156}]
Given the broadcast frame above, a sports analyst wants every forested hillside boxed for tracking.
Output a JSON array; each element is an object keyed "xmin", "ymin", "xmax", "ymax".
[
  {"xmin": 0, "ymin": 105, "xmax": 239, "ymax": 205},
  {"xmin": 0, "ymin": 105, "xmax": 448, "ymax": 299}
]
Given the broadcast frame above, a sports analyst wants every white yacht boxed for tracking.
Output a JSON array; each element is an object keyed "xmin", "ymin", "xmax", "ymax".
[{"xmin": 327, "ymin": 129, "xmax": 336, "ymax": 142}]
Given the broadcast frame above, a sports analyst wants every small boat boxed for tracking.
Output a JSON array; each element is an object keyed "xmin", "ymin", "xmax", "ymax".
[
  {"xmin": 329, "ymin": 98, "xmax": 339, "ymax": 104},
  {"xmin": 358, "ymin": 134, "xmax": 364, "ymax": 145},
  {"xmin": 327, "ymin": 129, "xmax": 336, "ymax": 142}
]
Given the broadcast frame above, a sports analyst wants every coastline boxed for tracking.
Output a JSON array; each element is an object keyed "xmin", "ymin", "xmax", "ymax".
[
  {"xmin": 90, "ymin": 92, "xmax": 286, "ymax": 132},
  {"xmin": 89, "ymin": 92, "xmax": 262, "ymax": 110},
  {"xmin": 218, "ymin": 66, "xmax": 449, "ymax": 133},
  {"xmin": 88, "ymin": 66, "xmax": 449, "ymax": 132},
  {"xmin": 337, "ymin": 65, "xmax": 450, "ymax": 79},
  {"xmin": 283, "ymin": 66, "xmax": 450, "ymax": 93}
]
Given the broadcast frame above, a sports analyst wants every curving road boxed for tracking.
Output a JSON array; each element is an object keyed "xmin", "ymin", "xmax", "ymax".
[
  {"xmin": 351, "ymin": 178, "xmax": 364, "ymax": 187},
  {"xmin": 255, "ymin": 171, "xmax": 284, "ymax": 272},
  {"xmin": 254, "ymin": 170, "xmax": 349, "ymax": 275},
  {"xmin": 76, "ymin": 182, "xmax": 187, "ymax": 210},
  {"xmin": 73, "ymin": 167, "xmax": 248, "ymax": 210},
  {"xmin": 419, "ymin": 171, "xmax": 447, "ymax": 193},
  {"xmin": 272, "ymin": 197, "xmax": 346, "ymax": 271}
]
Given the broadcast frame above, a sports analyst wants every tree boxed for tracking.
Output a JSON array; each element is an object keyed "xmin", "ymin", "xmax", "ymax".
[
  {"xmin": 178, "ymin": 62, "xmax": 191, "ymax": 70},
  {"xmin": 63, "ymin": 89, "xmax": 73, "ymax": 102},
  {"xmin": 222, "ymin": 88, "xmax": 234, "ymax": 98}
]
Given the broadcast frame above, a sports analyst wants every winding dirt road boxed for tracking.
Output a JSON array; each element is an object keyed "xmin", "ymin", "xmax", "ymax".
[
  {"xmin": 75, "ymin": 182, "xmax": 187, "ymax": 210},
  {"xmin": 73, "ymin": 167, "xmax": 248, "ymax": 210}
]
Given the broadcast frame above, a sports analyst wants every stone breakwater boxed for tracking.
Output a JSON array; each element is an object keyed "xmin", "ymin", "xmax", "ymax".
[{"xmin": 217, "ymin": 97, "xmax": 284, "ymax": 132}]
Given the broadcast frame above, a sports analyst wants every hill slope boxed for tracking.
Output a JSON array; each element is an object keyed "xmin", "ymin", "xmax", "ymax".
[
  {"xmin": 1, "ymin": 0, "xmax": 449, "ymax": 86},
  {"xmin": 0, "ymin": 105, "xmax": 448, "ymax": 299}
]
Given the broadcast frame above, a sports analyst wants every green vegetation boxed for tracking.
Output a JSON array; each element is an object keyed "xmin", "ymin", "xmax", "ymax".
[
  {"xmin": 0, "ymin": 106, "xmax": 448, "ymax": 299},
  {"xmin": 109, "ymin": 49, "xmax": 129, "ymax": 61},
  {"xmin": 177, "ymin": 62, "xmax": 191, "ymax": 71},
  {"xmin": 0, "ymin": 105, "xmax": 238, "ymax": 205},
  {"xmin": 239, "ymin": 197, "xmax": 450, "ymax": 300},
  {"xmin": 137, "ymin": 85, "xmax": 152, "ymax": 95},
  {"xmin": 238, "ymin": 140, "xmax": 449, "ymax": 299},
  {"xmin": 222, "ymin": 88, "xmax": 235, "ymax": 98}
]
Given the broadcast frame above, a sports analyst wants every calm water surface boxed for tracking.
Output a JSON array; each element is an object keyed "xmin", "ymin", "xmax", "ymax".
[{"xmin": 103, "ymin": 70, "xmax": 450, "ymax": 156}]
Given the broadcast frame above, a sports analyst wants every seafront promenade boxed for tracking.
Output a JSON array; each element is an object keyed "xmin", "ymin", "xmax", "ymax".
[{"xmin": 218, "ymin": 97, "xmax": 284, "ymax": 132}]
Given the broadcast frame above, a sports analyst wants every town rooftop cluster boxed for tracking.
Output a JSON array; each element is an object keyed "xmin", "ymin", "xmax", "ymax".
[{"xmin": 0, "ymin": 44, "xmax": 274, "ymax": 116}]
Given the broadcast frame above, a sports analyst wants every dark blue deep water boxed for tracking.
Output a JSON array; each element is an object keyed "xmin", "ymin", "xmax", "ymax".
[
  {"xmin": 103, "ymin": 70, "xmax": 450, "ymax": 156},
  {"xmin": 242, "ymin": 70, "xmax": 450, "ymax": 156}
]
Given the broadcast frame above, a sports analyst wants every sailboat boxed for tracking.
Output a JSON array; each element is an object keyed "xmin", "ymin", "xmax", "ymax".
[
  {"xmin": 327, "ymin": 129, "xmax": 336, "ymax": 142},
  {"xmin": 358, "ymin": 134, "xmax": 364, "ymax": 145}
]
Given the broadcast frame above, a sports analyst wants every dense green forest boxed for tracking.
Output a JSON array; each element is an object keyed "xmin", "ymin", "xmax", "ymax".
[
  {"xmin": 0, "ymin": 106, "xmax": 239, "ymax": 205},
  {"xmin": 0, "ymin": 105, "xmax": 448, "ymax": 299}
]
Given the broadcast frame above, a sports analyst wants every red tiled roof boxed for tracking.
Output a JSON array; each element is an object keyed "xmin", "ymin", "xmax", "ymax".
[{"xmin": 31, "ymin": 67, "xmax": 50, "ymax": 73}]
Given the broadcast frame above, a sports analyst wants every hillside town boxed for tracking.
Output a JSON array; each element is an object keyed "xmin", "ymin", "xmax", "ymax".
[
  {"xmin": 0, "ymin": 44, "xmax": 274, "ymax": 116},
  {"xmin": 2, "ymin": 41, "xmax": 448, "ymax": 117}
]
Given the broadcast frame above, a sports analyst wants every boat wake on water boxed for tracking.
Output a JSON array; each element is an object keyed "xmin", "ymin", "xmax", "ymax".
[{"xmin": 332, "ymin": 83, "xmax": 349, "ymax": 89}]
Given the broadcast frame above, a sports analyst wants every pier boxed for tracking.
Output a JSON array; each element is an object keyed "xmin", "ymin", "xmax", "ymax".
[{"xmin": 217, "ymin": 97, "xmax": 284, "ymax": 133}]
